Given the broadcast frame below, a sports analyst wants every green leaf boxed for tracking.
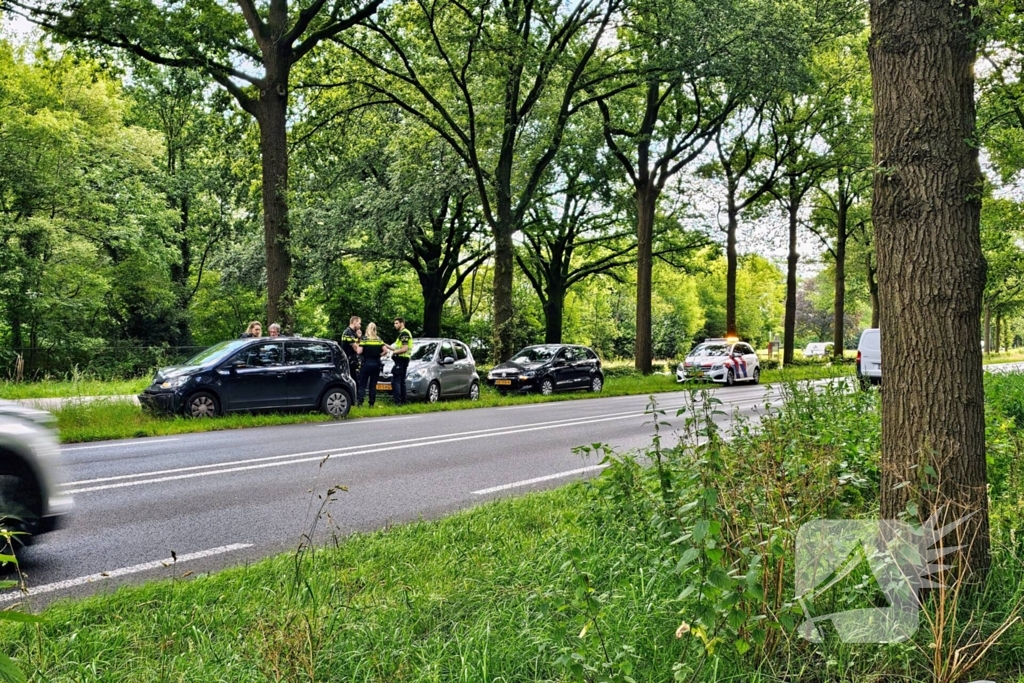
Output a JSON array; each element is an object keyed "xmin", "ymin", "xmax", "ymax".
[
  {"xmin": 706, "ymin": 567, "xmax": 733, "ymax": 590},
  {"xmin": 0, "ymin": 652, "xmax": 26, "ymax": 683},
  {"xmin": 734, "ymin": 639, "xmax": 751, "ymax": 655},
  {"xmin": 0, "ymin": 611, "xmax": 42, "ymax": 624}
]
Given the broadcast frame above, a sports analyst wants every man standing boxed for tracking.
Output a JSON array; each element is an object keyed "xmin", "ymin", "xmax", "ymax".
[
  {"xmin": 341, "ymin": 316, "xmax": 363, "ymax": 376},
  {"xmin": 268, "ymin": 323, "xmax": 282, "ymax": 337},
  {"xmin": 390, "ymin": 317, "xmax": 413, "ymax": 405}
]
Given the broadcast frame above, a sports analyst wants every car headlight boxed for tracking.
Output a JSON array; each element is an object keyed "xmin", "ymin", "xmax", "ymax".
[
  {"xmin": 519, "ymin": 371, "xmax": 536, "ymax": 380},
  {"xmin": 409, "ymin": 368, "xmax": 428, "ymax": 380},
  {"xmin": 711, "ymin": 363, "xmax": 723, "ymax": 370},
  {"xmin": 160, "ymin": 376, "xmax": 191, "ymax": 389}
]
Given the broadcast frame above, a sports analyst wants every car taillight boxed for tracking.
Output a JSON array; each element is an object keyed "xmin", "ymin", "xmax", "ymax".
[{"xmin": 856, "ymin": 350, "xmax": 862, "ymax": 366}]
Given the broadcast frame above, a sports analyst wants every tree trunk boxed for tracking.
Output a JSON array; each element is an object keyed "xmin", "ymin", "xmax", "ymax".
[
  {"xmin": 543, "ymin": 290, "xmax": 564, "ymax": 344},
  {"xmin": 726, "ymin": 187, "xmax": 739, "ymax": 337},
  {"xmin": 833, "ymin": 206, "xmax": 848, "ymax": 359},
  {"xmin": 491, "ymin": 221, "xmax": 515, "ymax": 363},
  {"xmin": 421, "ymin": 283, "xmax": 445, "ymax": 337},
  {"xmin": 867, "ymin": 254, "xmax": 880, "ymax": 328},
  {"xmin": 996, "ymin": 313, "xmax": 1002, "ymax": 354},
  {"xmin": 984, "ymin": 303, "xmax": 991, "ymax": 355},
  {"xmin": 870, "ymin": 0, "xmax": 989, "ymax": 575},
  {"xmin": 783, "ymin": 186, "xmax": 799, "ymax": 365},
  {"xmin": 635, "ymin": 182, "xmax": 657, "ymax": 374},
  {"xmin": 257, "ymin": 73, "xmax": 293, "ymax": 331}
]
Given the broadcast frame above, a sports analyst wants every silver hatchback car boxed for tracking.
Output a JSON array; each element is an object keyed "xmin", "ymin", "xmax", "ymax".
[
  {"xmin": 378, "ymin": 338, "xmax": 481, "ymax": 402},
  {"xmin": 0, "ymin": 401, "xmax": 72, "ymax": 543}
]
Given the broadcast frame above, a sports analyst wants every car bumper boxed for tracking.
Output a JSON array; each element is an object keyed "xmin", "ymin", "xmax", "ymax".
[
  {"xmin": 676, "ymin": 367, "xmax": 728, "ymax": 383},
  {"xmin": 373, "ymin": 376, "xmax": 431, "ymax": 400},
  {"xmin": 486, "ymin": 377, "xmax": 537, "ymax": 392},
  {"xmin": 138, "ymin": 391, "xmax": 181, "ymax": 414}
]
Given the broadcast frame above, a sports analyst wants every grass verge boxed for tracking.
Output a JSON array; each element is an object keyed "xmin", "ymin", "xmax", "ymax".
[
  {"xmin": 0, "ymin": 378, "xmax": 149, "ymax": 400},
  {"xmin": 51, "ymin": 364, "xmax": 854, "ymax": 443},
  {"xmin": 5, "ymin": 379, "xmax": 1024, "ymax": 681}
]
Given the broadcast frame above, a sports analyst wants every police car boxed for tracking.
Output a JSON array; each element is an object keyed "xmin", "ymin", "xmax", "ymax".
[{"xmin": 676, "ymin": 337, "xmax": 760, "ymax": 386}]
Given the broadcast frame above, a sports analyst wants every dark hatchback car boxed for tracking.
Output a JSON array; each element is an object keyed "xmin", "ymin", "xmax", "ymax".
[
  {"xmin": 139, "ymin": 337, "xmax": 356, "ymax": 418},
  {"xmin": 486, "ymin": 344, "xmax": 604, "ymax": 395}
]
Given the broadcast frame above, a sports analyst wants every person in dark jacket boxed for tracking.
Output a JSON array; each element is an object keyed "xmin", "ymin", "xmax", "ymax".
[
  {"xmin": 356, "ymin": 323, "xmax": 388, "ymax": 407},
  {"xmin": 340, "ymin": 316, "xmax": 363, "ymax": 375},
  {"xmin": 390, "ymin": 317, "xmax": 413, "ymax": 405},
  {"xmin": 240, "ymin": 321, "xmax": 262, "ymax": 338}
]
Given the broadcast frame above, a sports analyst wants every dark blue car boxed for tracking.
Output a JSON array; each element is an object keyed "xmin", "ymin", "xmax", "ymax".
[{"xmin": 138, "ymin": 337, "xmax": 356, "ymax": 418}]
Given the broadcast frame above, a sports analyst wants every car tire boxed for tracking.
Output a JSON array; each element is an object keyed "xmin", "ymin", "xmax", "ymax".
[
  {"xmin": 725, "ymin": 369, "xmax": 735, "ymax": 387},
  {"xmin": 468, "ymin": 382, "xmax": 480, "ymax": 401},
  {"xmin": 185, "ymin": 392, "xmax": 220, "ymax": 418},
  {"xmin": 751, "ymin": 367, "xmax": 760, "ymax": 384},
  {"xmin": 540, "ymin": 377, "xmax": 555, "ymax": 395},
  {"xmin": 0, "ymin": 459, "xmax": 41, "ymax": 544},
  {"xmin": 590, "ymin": 375, "xmax": 603, "ymax": 392},
  {"xmin": 321, "ymin": 388, "xmax": 351, "ymax": 419},
  {"xmin": 427, "ymin": 381, "xmax": 441, "ymax": 404}
]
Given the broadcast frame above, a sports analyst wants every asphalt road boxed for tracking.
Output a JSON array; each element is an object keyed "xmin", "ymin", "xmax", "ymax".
[{"xmin": 0, "ymin": 377, "xmax": 845, "ymax": 609}]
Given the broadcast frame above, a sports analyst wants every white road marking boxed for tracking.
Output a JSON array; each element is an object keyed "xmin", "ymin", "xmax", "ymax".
[
  {"xmin": 63, "ymin": 438, "xmax": 182, "ymax": 452},
  {"xmin": 317, "ymin": 415, "xmax": 424, "ymax": 427},
  {"xmin": 472, "ymin": 465, "xmax": 609, "ymax": 495},
  {"xmin": 62, "ymin": 406, "xmax": 696, "ymax": 494},
  {"xmin": 0, "ymin": 543, "xmax": 252, "ymax": 603}
]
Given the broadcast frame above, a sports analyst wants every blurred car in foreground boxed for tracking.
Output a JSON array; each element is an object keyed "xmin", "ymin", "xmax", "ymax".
[
  {"xmin": 676, "ymin": 338, "xmax": 760, "ymax": 385},
  {"xmin": 376, "ymin": 338, "xmax": 481, "ymax": 403},
  {"xmin": 487, "ymin": 344, "xmax": 604, "ymax": 395},
  {"xmin": 139, "ymin": 337, "xmax": 356, "ymax": 418},
  {"xmin": 0, "ymin": 401, "xmax": 72, "ymax": 543}
]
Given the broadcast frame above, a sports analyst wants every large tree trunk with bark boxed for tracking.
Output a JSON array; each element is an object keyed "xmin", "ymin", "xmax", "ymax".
[
  {"xmin": 870, "ymin": 0, "xmax": 989, "ymax": 575},
  {"xmin": 635, "ymin": 182, "xmax": 657, "ymax": 374},
  {"xmin": 420, "ymin": 277, "xmax": 445, "ymax": 337},
  {"xmin": 491, "ymin": 221, "xmax": 515, "ymax": 363},
  {"xmin": 543, "ymin": 290, "xmax": 564, "ymax": 344},
  {"xmin": 783, "ymin": 186, "xmax": 799, "ymax": 365},
  {"xmin": 833, "ymin": 205, "xmax": 847, "ymax": 359},
  {"xmin": 984, "ymin": 303, "xmax": 991, "ymax": 355},
  {"xmin": 726, "ymin": 188, "xmax": 739, "ymax": 337},
  {"xmin": 257, "ymin": 71, "xmax": 293, "ymax": 331}
]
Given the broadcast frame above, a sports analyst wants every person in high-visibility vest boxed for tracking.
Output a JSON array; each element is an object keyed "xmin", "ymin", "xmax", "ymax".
[
  {"xmin": 340, "ymin": 315, "xmax": 363, "ymax": 376},
  {"xmin": 356, "ymin": 323, "xmax": 386, "ymax": 407},
  {"xmin": 390, "ymin": 317, "xmax": 413, "ymax": 405}
]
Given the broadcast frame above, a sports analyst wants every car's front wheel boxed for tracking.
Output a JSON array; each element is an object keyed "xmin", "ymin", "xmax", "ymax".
[
  {"xmin": 0, "ymin": 458, "xmax": 41, "ymax": 544},
  {"xmin": 468, "ymin": 382, "xmax": 480, "ymax": 401},
  {"xmin": 540, "ymin": 377, "xmax": 555, "ymax": 395},
  {"xmin": 185, "ymin": 392, "xmax": 220, "ymax": 418},
  {"xmin": 427, "ymin": 381, "xmax": 441, "ymax": 404},
  {"xmin": 724, "ymin": 369, "xmax": 735, "ymax": 387},
  {"xmin": 321, "ymin": 388, "xmax": 351, "ymax": 419},
  {"xmin": 751, "ymin": 367, "xmax": 760, "ymax": 384},
  {"xmin": 590, "ymin": 375, "xmax": 603, "ymax": 392}
]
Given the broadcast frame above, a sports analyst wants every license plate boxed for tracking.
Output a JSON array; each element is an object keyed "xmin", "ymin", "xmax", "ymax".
[
  {"xmin": 496, "ymin": 379, "xmax": 512, "ymax": 386},
  {"xmin": 376, "ymin": 383, "xmax": 391, "ymax": 391}
]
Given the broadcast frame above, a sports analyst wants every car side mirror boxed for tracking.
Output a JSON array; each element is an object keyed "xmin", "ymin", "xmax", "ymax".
[{"xmin": 441, "ymin": 356, "xmax": 455, "ymax": 365}]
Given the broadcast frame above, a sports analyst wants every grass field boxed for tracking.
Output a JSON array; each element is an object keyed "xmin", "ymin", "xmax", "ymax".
[
  {"xmin": 50, "ymin": 364, "xmax": 854, "ymax": 443},
  {"xmin": 4, "ymin": 377, "xmax": 1023, "ymax": 682}
]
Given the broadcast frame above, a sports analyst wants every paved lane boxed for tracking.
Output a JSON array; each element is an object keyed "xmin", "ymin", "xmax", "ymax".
[{"xmin": 5, "ymin": 380, "xmax": 829, "ymax": 607}]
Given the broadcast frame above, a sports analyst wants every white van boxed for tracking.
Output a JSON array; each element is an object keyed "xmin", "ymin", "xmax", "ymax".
[
  {"xmin": 856, "ymin": 328, "xmax": 881, "ymax": 386},
  {"xmin": 803, "ymin": 342, "xmax": 834, "ymax": 358}
]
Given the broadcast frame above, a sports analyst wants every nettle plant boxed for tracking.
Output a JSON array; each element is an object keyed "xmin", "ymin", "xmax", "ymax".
[{"xmin": 575, "ymin": 381, "xmax": 881, "ymax": 680}]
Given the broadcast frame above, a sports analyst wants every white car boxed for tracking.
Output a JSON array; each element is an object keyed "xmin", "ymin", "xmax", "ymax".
[
  {"xmin": 856, "ymin": 328, "xmax": 881, "ymax": 386},
  {"xmin": 803, "ymin": 342, "xmax": 834, "ymax": 357},
  {"xmin": 677, "ymin": 338, "xmax": 760, "ymax": 386},
  {"xmin": 0, "ymin": 401, "xmax": 72, "ymax": 544}
]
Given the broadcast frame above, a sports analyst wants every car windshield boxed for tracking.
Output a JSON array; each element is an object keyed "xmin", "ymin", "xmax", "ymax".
[
  {"xmin": 510, "ymin": 346, "xmax": 559, "ymax": 363},
  {"xmin": 182, "ymin": 340, "xmax": 248, "ymax": 366},
  {"xmin": 410, "ymin": 342, "xmax": 438, "ymax": 361},
  {"xmin": 692, "ymin": 344, "xmax": 730, "ymax": 358}
]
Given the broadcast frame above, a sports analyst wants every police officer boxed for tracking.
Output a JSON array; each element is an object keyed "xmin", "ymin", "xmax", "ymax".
[
  {"xmin": 340, "ymin": 316, "xmax": 363, "ymax": 375},
  {"xmin": 356, "ymin": 323, "xmax": 386, "ymax": 407},
  {"xmin": 390, "ymin": 317, "xmax": 413, "ymax": 405}
]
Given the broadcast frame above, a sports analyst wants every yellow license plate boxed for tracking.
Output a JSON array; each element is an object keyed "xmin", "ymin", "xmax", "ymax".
[
  {"xmin": 376, "ymin": 383, "xmax": 391, "ymax": 391},
  {"xmin": 495, "ymin": 379, "xmax": 512, "ymax": 386}
]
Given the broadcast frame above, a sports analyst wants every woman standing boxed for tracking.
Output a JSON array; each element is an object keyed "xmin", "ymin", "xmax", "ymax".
[
  {"xmin": 356, "ymin": 323, "xmax": 388, "ymax": 407},
  {"xmin": 240, "ymin": 321, "xmax": 263, "ymax": 338}
]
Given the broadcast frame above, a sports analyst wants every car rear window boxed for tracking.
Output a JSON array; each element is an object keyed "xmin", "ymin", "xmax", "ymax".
[
  {"xmin": 860, "ymin": 330, "xmax": 880, "ymax": 351},
  {"xmin": 286, "ymin": 341, "xmax": 333, "ymax": 365},
  {"xmin": 454, "ymin": 342, "xmax": 468, "ymax": 361}
]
